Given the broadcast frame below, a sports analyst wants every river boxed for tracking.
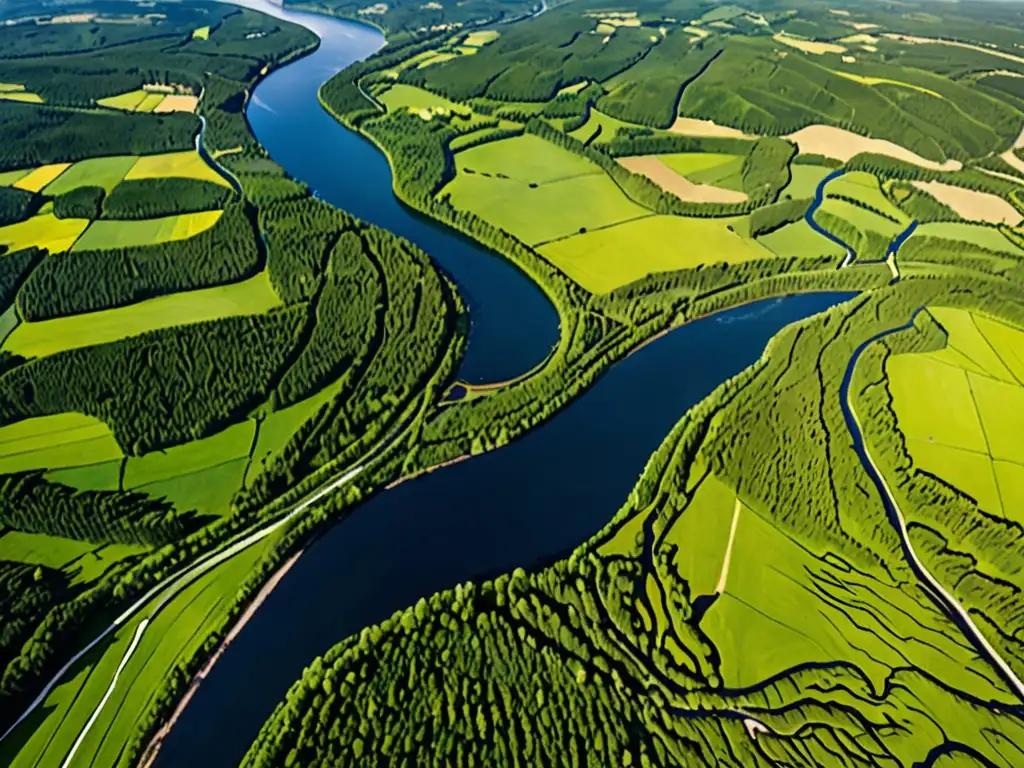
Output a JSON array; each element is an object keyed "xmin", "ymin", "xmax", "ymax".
[{"xmin": 154, "ymin": 3, "xmax": 856, "ymax": 764}]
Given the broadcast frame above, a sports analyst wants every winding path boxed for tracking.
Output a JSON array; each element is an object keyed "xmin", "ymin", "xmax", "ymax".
[{"xmin": 840, "ymin": 310, "xmax": 1024, "ymax": 703}]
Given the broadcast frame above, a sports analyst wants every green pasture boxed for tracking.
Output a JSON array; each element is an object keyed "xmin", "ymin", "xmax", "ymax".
[
  {"xmin": 46, "ymin": 459, "xmax": 123, "ymax": 491},
  {"xmin": 929, "ymin": 307, "xmax": 1015, "ymax": 383},
  {"xmin": 0, "ymin": 530, "xmax": 145, "ymax": 587},
  {"xmin": 819, "ymin": 197, "xmax": 905, "ymax": 240},
  {"xmin": 444, "ymin": 170, "xmax": 647, "ymax": 246},
  {"xmin": 0, "ymin": 304, "xmax": 18, "ymax": 348},
  {"xmin": 125, "ymin": 419, "xmax": 254, "ymax": 489},
  {"xmin": 539, "ymin": 214, "xmax": 774, "ymax": 293},
  {"xmin": 44, "ymin": 155, "xmax": 139, "ymax": 195},
  {"xmin": 659, "ymin": 473, "xmax": 736, "ymax": 597},
  {"xmin": 758, "ymin": 219, "xmax": 845, "ymax": 259},
  {"xmin": 4, "ymin": 271, "xmax": 281, "ymax": 358},
  {"xmin": 138, "ymin": 458, "xmax": 248, "ymax": 519},
  {"xmin": 700, "ymin": 504, "xmax": 1008, "ymax": 699},
  {"xmin": 0, "ymin": 168, "xmax": 29, "ymax": 186},
  {"xmin": 0, "ymin": 413, "xmax": 123, "ymax": 475},
  {"xmin": 975, "ymin": 313, "xmax": 1024, "ymax": 382},
  {"xmin": 567, "ymin": 109, "xmax": 643, "ymax": 144},
  {"xmin": 71, "ymin": 210, "xmax": 222, "ymax": 251},
  {"xmin": 826, "ymin": 171, "xmax": 909, "ymax": 224},
  {"xmin": 995, "ymin": 461, "xmax": 1024, "ymax": 524},
  {"xmin": 970, "ymin": 373, "xmax": 1024, "ymax": 465},
  {"xmin": 916, "ymin": 222, "xmax": 1022, "ymax": 254},
  {"xmin": 379, "ymin": 84, "xmax": 468, "ymax": 116},
  {"xmin": 0, "ymin": 214, "xmax": 88, "ymax": 253},
  {"xmin": 782, "ymin": 164, "xmax": 832, "ymax": 200},
  {"xmin": 455, "ymin": 134, "xmax": 602, "ymax": 185},
  {"xmin": 906, "ymin": 436, "xmax": 1003, "ymax": 515},
  {"xmin": 887, "ymin": 354, "xmax": 988, "ymax": 453}
]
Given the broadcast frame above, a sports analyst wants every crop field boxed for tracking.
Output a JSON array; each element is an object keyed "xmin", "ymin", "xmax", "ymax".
[
  {"xmin": 379, "ymin": 84, "xmax": 469, "ymax": 116},
  {"xmin": 0, "ymin": 168, "xmax": 29, "ymax": 186},
  {"xmin": 71, "ymin": 210, "xmax": 223, "ymax": 251},
  {"xmin": 567, "ymin": 109, "xmax": 645, "ymax": 143},
  {"xmin": 3, "ymin": 271, "xmax": 281, "ymax": 358},
  {"xmin": 887, "ymin": 307, "xmax": 1024, "ymax": 520},
  {"xmin": 0, "ymin": 91, "xmax": 43, "ymax": 103},
  {"xmin": 914, "ymin": 221, "xmax": 1022, "ymax": 254},
  {"xmin": 781, "ymin": 163, "xmax": 832, "ymax": 199},
  {"xmin": 456, "ymin": 134, "xmax": 601, "ymax": 183},
  {"xmin": 912, "ymin": 180, "xmax": 1023, "ymax": 225},
  {"xmin": 758, "ymin": 219, "xmax": 845, "ymax": 258},
  {"xmin": 13, "ymin": 163, "xmax": 71, "ymax": 192},
  {"xmin": 539, "ymin": 214, "xmax": 773, "ymax": 292},
  {"xmin": 124, "ymin": 151, "xmax": 230, "ymax": 187},
  {"xmin": 786, "ymin": 125, "xmax": 962, "ymax": 171},
  {"xmin": 153, "ymin": 94, "xmax": 199, "ymax": 113},
  {"xmin": 43, "ymin": 155, "xmax": 139, "ymax": 195},
  {"xmin": 97, "ymin": 89, "xmax": 149, "ymax": 110},
  {"xmin": 0, "ymin": 214, "xmax": 89, "ymax": 253},
  {"xmin": 0, "ymin": 412, "xmax": 123, "ymax": 475}
]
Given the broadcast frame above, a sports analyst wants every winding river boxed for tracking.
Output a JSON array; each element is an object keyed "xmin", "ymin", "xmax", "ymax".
[{"xmin": 153, "ymin": 3, "xmax": 856, "ymax": 764}]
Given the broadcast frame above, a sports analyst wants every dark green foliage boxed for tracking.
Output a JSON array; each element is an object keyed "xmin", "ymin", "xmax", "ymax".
[
  {"xmin": 597, "ymin": 33, "xmax": 721, "ymax": 128},
  {"xmin": 0, "ymin": 247, "xmax": 41, "ymax": 311},
  {"xmin": 18, "ymin": 203, "xmax": 261, "ymax": 319},
  {"xmin": 53, "ymin": 185, "xmax": 104, "ymax": 220},
  {"xmin": 0, "ymin": 472, "xmax": 187, "ymax": 546},
  {"xmin": 888, "ymin": 182, "xmax": 962, "ymax": 223},
  {"xmin": 0, "ymin": 102, "xmax": 196, "ymax": 172},
  {"xmin": 0, "ymin": 186, "xmax": 35, "ymax": 227},
  {"xmin": 740, "ymin": 137, "xmax": 795, "ymax": 203},
  {"xmin": 0, "ymin": 308, "xmax": 306, "ymax": 454},
  {"xmin": 0, "ymin": 561, "xmax": 65, "ymax": 672},
  {"xmin": 746, "ymin": 197, "xmax": 811, "ymax": 237},
  {"xmin": 603, "ymin": 131, "xmax": 752, "ymax": 158},
  {"xmin": 101, "ymin": 178, "xmax": 229, "ymax": 220}
]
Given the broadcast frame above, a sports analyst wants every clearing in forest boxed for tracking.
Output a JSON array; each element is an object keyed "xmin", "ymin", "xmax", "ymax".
[
  {"xmin": 539, "ymin": 214, "xmax": 772, "ymax": 293},
  {"xmin": 13, "ymin": 163, "xmax": 70, "ymax": 192},
  {"xmin": 785, "ymin": 124, "xmax": 962, "ymax": 171},
  {"xmin": 0, "ymin": 413, "xmax": 122, "ymax": 475},
  {"xmin": 43, "ymin": 155, "xmax": 139, "ymax": 195},
  {"xmin": 773, "ymin": 32, "xmax": 846, "ymax": 55},
  {"xmin": 0, "ymin": 214, "xmax": 88, "ymax": 253},
  {"xmin": 887, "ymin": 307, "xmax": 1024, "ymax": 521},
  {"xmin": 71, "ymin": 210, "xmax": 222, "ymax": 251},
  {"xmin": 4, "ymin": 271, "xmax": 280, "ymax": 358},
  {"xmin": 669, "ymin": 117, "xmax": 754, "ymax": 139},
  {"xmin": 912, "ymin": 180, "xmax": 1022, "ymax": 226},
  {"xmin": 618, "ymin": 156, "xmax": 747, "ymax": 203},
  {"xmin": 125, "ymin": 151, "xmax": 230, "ymax": 187}
]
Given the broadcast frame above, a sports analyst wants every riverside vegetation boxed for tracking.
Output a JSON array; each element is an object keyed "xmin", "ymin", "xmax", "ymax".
[{"xmin": 5, "ymin": 0, "xmax": 1024, "ymax": 766}]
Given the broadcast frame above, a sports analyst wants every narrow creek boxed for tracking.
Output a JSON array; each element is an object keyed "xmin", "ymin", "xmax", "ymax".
[{"xmin": 155, "ymin": 3, "xmax": 858, "ymax": 764}]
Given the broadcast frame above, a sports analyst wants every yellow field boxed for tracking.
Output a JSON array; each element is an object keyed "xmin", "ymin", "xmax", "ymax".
[
  {"xmin": 463, "ymin": 30, "xmax": 499, "ymax": 46},
  {"xmin": 173, "ymin": 209, "xmax": 222, "ymax": 238},
  {"xmin": 0, "ymin": 92, "xmax": 43, "ymax": 104},
  {"xmin": 539, "ymin": 214, "xmax": 774, "ymax": 293},
  {"xmin": 4, "ymin": 271, "xmax": 279, "ymax": 358},
  {"xmin": 97, "ymin": 89, "xmax": 148, "ymax": 110},
  {"xmin": 827, "ymin": 69, "xmax": 943, "ymax": 98},
  {"xmin": 0, "ymin": 214, "xmax": 88, "ymax": 253},
  {"xmin": 13, "ymin": 163, "xmax": 70, "ymax": 192},
  {"xmin": 0, "ymin": 83, "xmax": 25, "ymax": 92},
  {"xmin": 193, "ymin": 25, "xmax": 210, "ymax": 39},
  {"xmin": 153, "ymin": 94, "xmax": 199, "ymax": 113},
  {"xmin": 124, "ymin": 151, "xmax": 229, "ymax": 187},
  {"xmin": 0, "ymin": 413, "xmax": 123, "ymax": 474}
]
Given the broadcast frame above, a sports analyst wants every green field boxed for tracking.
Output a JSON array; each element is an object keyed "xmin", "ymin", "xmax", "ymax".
[
  {"xmin": 124, "ymin": 151, "xmax": 230, "ymax": 187},
  {"xmin": 915, "ymin": 221, "xmax": 1023, "ymax": 254},
  {"xmin": 454, "ymin": 134, "xmax": 600, "ymax": 184},
  {"xmin": 4, "ymin": 271, "xmax": 281, "ymax": 358},
  {"xmin": 567, "ymin": 109, "xmax": 644, "ymax": 143},
  {"xmin": 0, "ymin": 413, "xmax": 123, "ymax": 474},
  {"xmin": 539, "ymin": 214, "xmax": 773, "ymax": 292},
  {"xmin": 379, "ymin": 84, "xmax": 469, "ymax": 116},
  {"xmin": 782, "ymin": 163, "xmax": 832, "ymax": 199},
  {"xmin": 71, "ymin": 210, "xmax": 223, "ymax": 251},
  {"xmin": 661, "ymin": 152, "xmax": 745, "ymax": 191},
  {"xmin": 758, "ymin": 219, "xmax": 845, "ymax": 259},
  {"xmin": 43, "ymin": 155, "xmax": 139, "ymax": 195},
  {"xmin": 888, "ymin": 307, "xmax": 1024, "ymax": 520}
]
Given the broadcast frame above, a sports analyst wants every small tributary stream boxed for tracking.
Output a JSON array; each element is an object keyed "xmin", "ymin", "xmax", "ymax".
[{"xmin": 157, "ymin": 2, "xmax": 858, "ymax": 763}]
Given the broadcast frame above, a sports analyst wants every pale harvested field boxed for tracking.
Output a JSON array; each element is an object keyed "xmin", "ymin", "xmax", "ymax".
[
  {"xmin": 912, "ymin": 180, "xmax": 1022, "ymax": 225},
  {"xmin": 844, "ymin": 21, "xmax": 879, "ymax": 30},
  {"xmin": 773, "ymin": 33, "xmax": 846, "ymax": 55},
  {"xmin": 839, "ymin": 33, "xmax": 878, "ymax": 44},
  {"xmin": 619, "ymin": 156, "xmax": 748, "ymax": 203},
  {"xmin": 153, "ymin": 95, "xmax": 199, "ymax": 113},
  {"xmin": 785, "ymin": 125, "xmax": 962, "ymax": 171},
  {"xmin": 884, "ymin": 33, "xmax": 1024, "ymax": 67},
  {"xmin": 1000, "ymin": 123, "xmax": 1024, "ymax": 176},
  {"xmin": 670, "ymin": 117, "xmax": 754, "ymax": 139}
]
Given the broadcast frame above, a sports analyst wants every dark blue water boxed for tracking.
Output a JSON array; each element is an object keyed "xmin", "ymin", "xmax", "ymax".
[
  {"xmin": 887, "ymin": 220, "xmax": 919, "ymax": 257},
  {"xmin": 236, "ymin": 0, "xmax": 558, "ymax": 384}
]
